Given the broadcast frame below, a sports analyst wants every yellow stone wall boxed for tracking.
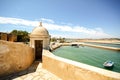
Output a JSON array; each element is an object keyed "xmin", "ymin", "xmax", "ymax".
[
  {"xmin": 0, "ymin": 40, "xmax": 35, "ymax": 76},
  {"xmin": 0, "ymin": 33, "xmax": 7, "ymax": 41},
  {"xmin": 43, "ymin": 50, "xmax": 120, "ymax": 80}
]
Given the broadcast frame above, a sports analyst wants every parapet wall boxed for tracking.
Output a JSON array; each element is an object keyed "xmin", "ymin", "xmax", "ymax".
[
  {"xmin": 0, "ymin": 40, "xmax": 35, "ymax": 77},
  {"xmin": 43, "ymin": 50, "xmax": 120, "ymax": 80}
]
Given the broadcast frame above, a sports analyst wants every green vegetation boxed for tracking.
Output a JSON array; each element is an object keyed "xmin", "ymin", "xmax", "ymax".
[
  {"xmin": 51, "ymin": 37, "xmax": 65, "ymax": 43},
  {"xmin": 51, "ymin": 37, "xmax": 57, "ymax": 42},
  {"xmin": 59, "ymin": 37, "xmax": 65, "ymax": 43},
  {"xmin": 10, "ymin": 30, "xmax": 29, "ymax": 42}
]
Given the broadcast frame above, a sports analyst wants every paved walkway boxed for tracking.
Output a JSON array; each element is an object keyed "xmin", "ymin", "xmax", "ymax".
[{"xmin": 0, "ymin": 61, "xmax": 61, "ymax": 80}]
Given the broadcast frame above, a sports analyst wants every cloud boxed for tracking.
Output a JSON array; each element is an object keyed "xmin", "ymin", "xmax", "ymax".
[
  {"xmin": 0, "ymin": 17, "xmax": 39, "ymax": 26},
  {"xmin": 41, "ymin": 18, "xmax": 54, "ymax": 23},
  {"xmin": 0, "ymin": 16, "xmax": 113, "ymax": 38},
  {"xmin": 44, "ymin": 23, "xmax": 113, "ymax": 38}
]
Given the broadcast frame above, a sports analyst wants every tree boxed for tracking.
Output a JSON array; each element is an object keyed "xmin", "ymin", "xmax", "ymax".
[
  {"xmin": 51, "ymin": 37, "xmax": 57, "ymax": 42},
  {"xmin": 10, "ymin": 30, "xmax": 29, "ymax": 42},
  {"xmin": 58, "ymin": 37, "xmax": 65, "ymax": 43}
]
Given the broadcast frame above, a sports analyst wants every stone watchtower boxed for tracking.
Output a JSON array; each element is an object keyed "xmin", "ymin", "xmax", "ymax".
[{"xmin": 30, "ymin": 22, "xmax": 50, "ymax": 60}]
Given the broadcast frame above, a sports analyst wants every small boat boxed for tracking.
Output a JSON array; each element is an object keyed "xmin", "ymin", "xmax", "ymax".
[
  {"xmin": 71, "ymin": 44, "xmax": 79, "ymax": 48},
  {"xmin": 103, "ymin": 60, "xmax": 114, "ymax": 68}
]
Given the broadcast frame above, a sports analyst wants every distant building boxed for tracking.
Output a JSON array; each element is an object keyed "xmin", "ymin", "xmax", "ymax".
[{"xmin": 0, "ymin": 32, "xmax": 17, "ymax": 42}]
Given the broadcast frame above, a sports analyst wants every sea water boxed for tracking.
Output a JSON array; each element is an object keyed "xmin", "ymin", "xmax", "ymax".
[{"xmin": 53, "ymin": 46, "xmax": 120, "ymax": 73}]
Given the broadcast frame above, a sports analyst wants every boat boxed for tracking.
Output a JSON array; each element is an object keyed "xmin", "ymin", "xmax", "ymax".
[
  {"xmin": 71, "ymin": 44, "xmax": 79, "ymax": 48},
  {"xmin": 103, "ymin": 60, "xmax": 114, "ymax": 68}
]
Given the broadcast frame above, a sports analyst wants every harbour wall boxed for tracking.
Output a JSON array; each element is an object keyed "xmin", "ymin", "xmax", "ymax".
[
  {"xmin": 43, "ymin": 50, "xmax": 120, "ymax": 80},
  {"xmin": 50, "ymin": 43, "xmax": 62, "ymax": 51},
  {"xmin": 51, "ymin": 42, "xmax": 120, "ymax": 51},
  {"xmin": 83, "ymin": 43, "xmax": 120, "ymax": 51}
]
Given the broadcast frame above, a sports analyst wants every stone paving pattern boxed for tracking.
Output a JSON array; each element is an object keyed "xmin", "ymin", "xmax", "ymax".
[{"xmin": 0, "ymin": 61, "xmax": 61, "ymax": 80}]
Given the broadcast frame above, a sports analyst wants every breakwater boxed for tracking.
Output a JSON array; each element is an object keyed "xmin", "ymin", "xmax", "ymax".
[
  {"xmin": 83, "ymin": 43, "xmax": 120, "ymax": 51},
  {"xmin": 51, "ymin": 42, "xmax": 120, "ymax": 51}
]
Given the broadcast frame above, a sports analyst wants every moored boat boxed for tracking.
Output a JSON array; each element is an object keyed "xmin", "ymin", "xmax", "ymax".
[
  {"xmin": 103, "ymin": 60, "xmax": 114, "ymax": 68},
  {"xmin": 71, "ymin": 44, "xmax": 79, "ymax": 48}
]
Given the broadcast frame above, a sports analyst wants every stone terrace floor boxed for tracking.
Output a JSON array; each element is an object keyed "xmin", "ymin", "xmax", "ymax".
[{"xmin": 0, "ymin": 61, "xmax": 61, "ymax": 80}]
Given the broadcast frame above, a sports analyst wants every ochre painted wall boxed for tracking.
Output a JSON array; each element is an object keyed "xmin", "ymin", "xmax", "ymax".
[{"xmin": 0, "ymin": 40, "xmax": 35, "ymax": 76}]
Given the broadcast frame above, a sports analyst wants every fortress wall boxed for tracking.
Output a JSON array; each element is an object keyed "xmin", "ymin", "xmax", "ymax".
[
  {"xmin": 50, "ymin": 43, "xmax": 62, "ymax": 51},
  {"xmin": 0, "ymin": 40, "xmax": 35, "ymax": 77},
  {"xmin": 43, "ymin": 50, "xmax": 120, "ymax": 80}
]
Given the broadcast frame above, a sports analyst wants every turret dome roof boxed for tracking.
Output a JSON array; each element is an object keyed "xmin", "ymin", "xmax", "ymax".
[{"xmin": 31, "ymin": 22, "xmax": 49, "ymax": 36}]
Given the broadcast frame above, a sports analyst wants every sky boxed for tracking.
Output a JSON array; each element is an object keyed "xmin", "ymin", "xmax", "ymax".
[{"xmin": 0, "ymin": 0, "xmax": 120, "ymax": 39}]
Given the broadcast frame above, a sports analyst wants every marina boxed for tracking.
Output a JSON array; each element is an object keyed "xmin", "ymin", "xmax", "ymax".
[{"xmin": 53, "ymin": 45, "xmax": 120, "ymax": 73}]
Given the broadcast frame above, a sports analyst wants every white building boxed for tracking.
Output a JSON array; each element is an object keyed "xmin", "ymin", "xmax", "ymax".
[{"xmin": 30, "ymin": 22, "xmax": 50, "ymax": 50}]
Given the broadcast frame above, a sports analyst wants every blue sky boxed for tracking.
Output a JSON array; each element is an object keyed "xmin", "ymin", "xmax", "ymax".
[{"xmin": 0, "ymin": 0, "xmax": 120, "ymax": 38}]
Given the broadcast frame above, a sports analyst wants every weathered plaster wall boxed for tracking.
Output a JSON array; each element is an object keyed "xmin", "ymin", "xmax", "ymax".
[
  {"xmin": 0, "ymin": 40, "xmax": 35, "ymax": 76},
  {"xmin": 43, "ymin": 50, "xmax": 120, "ymax": 80},
  {"xmin": 30, "ymin": 36, "xmax": 50, "ymax": 49}
]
